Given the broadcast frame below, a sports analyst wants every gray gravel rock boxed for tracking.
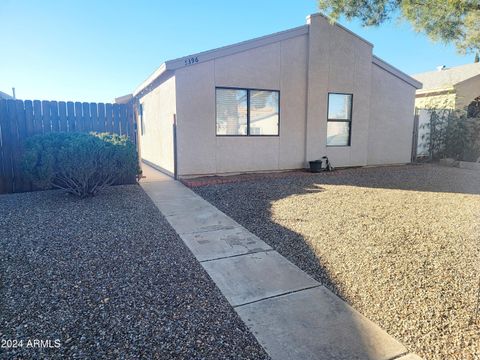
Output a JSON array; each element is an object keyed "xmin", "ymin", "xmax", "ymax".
[
  {"xmin": 193, "ymin": 164, "xmax": 480, "ymax": 359},
  {"xmin": 0, "ymin": 185, "xmax": 269, "ymax": 359}
]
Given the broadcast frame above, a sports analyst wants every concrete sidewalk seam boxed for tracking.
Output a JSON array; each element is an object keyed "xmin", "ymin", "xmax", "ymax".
[
  {"xmin": 386, "ymin": 352, "xmax": 410, "ymax": 360},
  {"xmin": 171, "ymin": 224, "xmax": 239, "ymax": 235},
  {"xmin": 199, "ymin": 248, "xmax": 275, "ymax": 263},
  {"xmin": 233, "ymin": 284, "xmax": 323, "ymax": 308}
]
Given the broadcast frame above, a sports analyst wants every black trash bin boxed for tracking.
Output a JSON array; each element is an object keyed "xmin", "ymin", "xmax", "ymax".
[{"xmin": 309, "ymin": 160, "xmax": 323, "ymax": 173}]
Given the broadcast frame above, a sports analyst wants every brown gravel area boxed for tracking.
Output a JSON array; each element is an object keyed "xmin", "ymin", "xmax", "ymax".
[
  {"xmin": 0, "ymin": 185, "xmax": 268, "ymax": 359},
  {"xmin": 192, "ymin": 164, "xmax": 480, "ymax": 359}
]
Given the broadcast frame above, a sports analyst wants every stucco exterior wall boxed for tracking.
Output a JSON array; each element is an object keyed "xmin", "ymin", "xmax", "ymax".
[
  {"xmin": 367, "ymin": 64, "xmax": 416, "ymax": 165},
  {"xmin": 175, "ymin": 35, "xmax": 308, "ymax": 176},
  {"xmin": 305, "ymin": 14, "xmax": 373, "ymax": 167},
  {"xmin": 415, "ymin": 92, "xmax": 456, "ymax": 110},
  {"xmin": 455, "ymin": 75, "xmax": 480, "ymax": 110},
  {"xmin": 139, "ymin": 75, "xmax": 176, "ymax": 174}
]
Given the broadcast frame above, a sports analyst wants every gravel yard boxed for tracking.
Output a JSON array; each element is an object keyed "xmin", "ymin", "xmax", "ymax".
[
  {"xmin": 193, "ymin": 164, "xmax": 480, "ymax": 359},
  {"xmin": 0, "ymin": 185, "xmax": 268, "ymax": 359}
]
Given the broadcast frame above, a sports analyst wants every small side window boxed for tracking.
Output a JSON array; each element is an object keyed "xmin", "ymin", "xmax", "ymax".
[{"xmin": 327, "ymin": 93, "xmax": 352, "ymax": 146}]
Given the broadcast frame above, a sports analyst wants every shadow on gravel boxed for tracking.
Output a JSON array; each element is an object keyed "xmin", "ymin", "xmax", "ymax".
[
  {"xmin": 193, "ymin": 180, "xmax": 389, "ymax": 358},
  {"xmin": 194, "ymin": 182, "xmax": 344, "ymax": 295},
  {"xmin": 312, "ymin": 164, "xmax": 480, "ymax": 196}
]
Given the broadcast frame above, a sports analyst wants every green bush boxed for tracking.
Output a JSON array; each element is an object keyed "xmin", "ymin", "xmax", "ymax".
[{"xmin": 22, "ymin": 132, "xmax": 140, "ymax": 197}]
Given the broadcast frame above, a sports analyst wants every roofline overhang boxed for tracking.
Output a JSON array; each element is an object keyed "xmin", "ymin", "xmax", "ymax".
[
  {"xmin": 134, "ymin": 63, "xmax": 167, "ymax": 97},
  {"xmin": 372, "ymin": 56, "xmax": 422, "ymax": 89}
]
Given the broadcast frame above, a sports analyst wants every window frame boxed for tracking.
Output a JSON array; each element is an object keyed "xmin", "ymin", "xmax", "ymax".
[
  {"xmin": 215, "ymin": 86, "xmax": 280, "ymax": 137},
  {"xmin": 326, "ymin": 92, "xmax": 353, "ymax": 147}
]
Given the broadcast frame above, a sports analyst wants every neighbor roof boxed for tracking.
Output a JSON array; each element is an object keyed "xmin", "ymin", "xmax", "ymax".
[
  {"xmin": 412, "ymin": 62, "xmax": 480, "ymax": 91},
  {"xmin": 0, "ymin": 90, "xmax": 13, "ymax": 100},
  {"xmin": 134, "ymin": 13, "xmax": 422, "ymax": 97}
]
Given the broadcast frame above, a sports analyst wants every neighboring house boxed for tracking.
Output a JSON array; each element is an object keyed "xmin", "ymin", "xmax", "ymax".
[
  {"xmin": 115, "ymin": 93, "xmax": 133, "ymax": 104},
  {"xmin": 412, "ymin": 63, "xmax": 480, "ymax": 113},
  {"xmin": 411, "ymin": 63, "xmax": 480, "ymax": 157},
  {"xmin": 133, "ymin": 13, "xmax": 421, "ymax": 178},
  {"xmin": 0, "ymin": 90, "xmax": 13, "ymax": 100}
]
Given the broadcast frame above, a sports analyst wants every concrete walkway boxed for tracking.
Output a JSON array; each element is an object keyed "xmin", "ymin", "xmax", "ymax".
[{"xmin": 140, "ymin": 165, "xmax": 422, "ymax": 360}]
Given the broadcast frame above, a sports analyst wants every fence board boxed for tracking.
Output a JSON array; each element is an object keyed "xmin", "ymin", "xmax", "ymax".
[
  {"xmin": 97, "ymin": 103, "xmax": 106, "ymax": 132},
  {"xmin": 42, "ymin": 101, "xmax": 51, "ymax": 133},
  {"xmin": 24, "ymin": 101, "xmax": 37, "ymax": 191},
  {"xmin": 112, "ymin": 104, "xmax": 120, "ymax": 134},
  {"xmin": 0, "ymin": 100, "xmax": 10, "ymax": 193},
  {"xmin": 7, "ymin": 101, "xmax": 20, "ymax": 192},
  {"xmin": 120, "ymin": 104, "xmax": 128, "ymax": 136},
  {"xmin": 33, "ymin": 100, "xmax": 43, "ymax": 134},
  {"xmin": 25, "ymin": 100, "xmax": 34, "ymax": 136},
  {"xmin": 66, "ymin": 102, "xmax": 75, "ymax": 131},
  {"xmin": 74, "ymin": 102, "xmax": 83, "ymax": 131},
  {"xmin": 15, "ymin": 100, "xmax": 30, "ymax": 192},
  {"xmin": 58, "ymin": 102, "xmax": 68, "ymax": 132},
  {"xmin": 82, "ymin": 102, "xmax": 91, "ymax": 132},
  {"xmin": 0, "ymin": 98, "xmax": 136, "ymax": 194},
  {"xmin": 105, "ymin": 103, "xmax": 113, "ymax": 132},
  {"xmin": 90, "ymin": 103, "xmax": 98, "ymax": 133},
  {"xmin": 125, "ymin": 103, "xmax": 133, "ymax": 140},
  {"xmin": 50, "ymin": 101, "xmax": 59, "ymax": 132},
  {"xmin": 1, "ymin": 100, "xmax": 14, "ymax": 193}
]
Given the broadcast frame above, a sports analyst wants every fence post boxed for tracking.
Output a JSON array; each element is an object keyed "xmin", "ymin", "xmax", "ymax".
[
  {"xmin": 173, "ymin": 114, "xmax": 178, "ymax": 180},
  {"xmin": 411, "ymin": 110, "xmax": 419, "ymax": 163}
]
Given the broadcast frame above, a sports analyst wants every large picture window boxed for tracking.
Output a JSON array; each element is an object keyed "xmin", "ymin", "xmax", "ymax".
[
  {"xmin": 216, "ymin": 87, "xmax": 279, "ymax": 136},
  {"xmin": 327, "ymin": 93, "xmax": 352, "ymax": 146}
]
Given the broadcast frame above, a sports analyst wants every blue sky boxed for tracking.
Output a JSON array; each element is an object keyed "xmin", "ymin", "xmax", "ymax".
[{"xmin": 0, "ymin": 0, "xmax": 474, "ymax": 103}]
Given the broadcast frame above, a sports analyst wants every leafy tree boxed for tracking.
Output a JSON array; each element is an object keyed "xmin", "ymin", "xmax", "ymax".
[{"xmin": 318, "ymin": 0, "xmax": 480, "ymax": 53}]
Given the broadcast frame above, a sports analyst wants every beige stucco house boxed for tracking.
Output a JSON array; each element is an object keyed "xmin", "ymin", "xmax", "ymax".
[
  {"xmin": 133, "ymin": 13, "xmax": 421, "ymax": 178},
  {"xmin": 412, "ymin": 63, "xmax": 480, "ymax": 111}
]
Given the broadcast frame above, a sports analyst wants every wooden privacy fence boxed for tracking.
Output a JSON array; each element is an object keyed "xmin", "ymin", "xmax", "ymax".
[{"xmin": 0, "ymin": 99, "xmax": 135, "ymax": 194}]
